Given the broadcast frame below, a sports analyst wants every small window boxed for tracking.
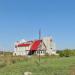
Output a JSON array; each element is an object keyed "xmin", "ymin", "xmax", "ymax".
[
  {"xmin": 41, "ymin": 51, "xmax": 42, "ymax": 53},
  {"xmin": 37, "ymin": 51, "xmax": 38, "ymax": 54},
  {"xmin": 51, "ymin": 48, "xmax": 52, "ymax": 49}
]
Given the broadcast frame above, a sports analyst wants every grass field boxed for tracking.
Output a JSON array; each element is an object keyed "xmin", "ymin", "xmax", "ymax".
[{"xmin": 0, "ymin": 55, "xmax": 75, "ymax": 75}]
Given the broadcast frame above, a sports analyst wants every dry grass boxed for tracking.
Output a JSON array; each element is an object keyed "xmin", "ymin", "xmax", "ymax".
[
  {"xmin": 0, "ymin": 54, "xmax": 28, "ymax": 65},
  {"xmin": 0, "ymin": 54, "xmax": 75, "ymax": 75}
]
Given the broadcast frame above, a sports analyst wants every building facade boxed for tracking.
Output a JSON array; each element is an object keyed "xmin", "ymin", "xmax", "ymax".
[{"xmin": 13, "ymin": 37, "xmax": 56, "ymax": 56}]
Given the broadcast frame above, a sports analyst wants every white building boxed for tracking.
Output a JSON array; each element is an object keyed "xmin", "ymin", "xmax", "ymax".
[{"xmin": 13, "ymin": 37, "xmax": 56, "ymax": 56}]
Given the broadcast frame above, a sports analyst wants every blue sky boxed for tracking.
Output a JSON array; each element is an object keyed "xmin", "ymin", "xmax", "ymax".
[{"xmin": 0, "ymin": 0, "xmax": 75, "ymax": 50}]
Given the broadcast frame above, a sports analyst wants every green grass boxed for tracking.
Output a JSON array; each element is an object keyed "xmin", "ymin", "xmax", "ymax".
[{"xmin": 0, "ymin": 55, "xmax": 75, "ymax": 75}]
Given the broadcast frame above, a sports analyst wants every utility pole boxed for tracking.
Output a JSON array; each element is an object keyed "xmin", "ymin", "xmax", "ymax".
[{"xmin": 39, "ymin": 29, "xmax": 41, "ymax": 63}]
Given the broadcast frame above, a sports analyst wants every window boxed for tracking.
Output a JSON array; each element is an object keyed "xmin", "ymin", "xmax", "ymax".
[
  {"xmin": 51, "ymin": 48, "xmax": 52, "ymax": 49},
  {"xmin": 41, "ymin": 51, "xmax": 43, "ymax": 53}
]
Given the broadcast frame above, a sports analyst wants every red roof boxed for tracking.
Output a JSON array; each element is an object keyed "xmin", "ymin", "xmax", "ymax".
[
  {"xmin": 17, "ymin": 43, "xmax": 30, "ymax": 47},
  {"xmin": 30, "ymin": 40, "xmax": 41, "ymax": 51}
]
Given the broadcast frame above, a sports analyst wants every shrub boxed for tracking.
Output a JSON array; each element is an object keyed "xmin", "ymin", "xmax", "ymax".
[
  {"xmin": 0, "ymin": 62, "xmax": 6, "ymax": 68},
  {"xmin": 58, "ymin": 49, "xmax": 71, "ymax": 57},
  {"xmin": 59, "ymin": 51, "xmax": 64, "ymax": 57},
  {"xmin": 64, "ymin": 49, "xmax": 70, "ymax": 57}
]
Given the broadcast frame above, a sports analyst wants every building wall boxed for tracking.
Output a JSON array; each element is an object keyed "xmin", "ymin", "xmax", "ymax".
[
  {"xmin": 13, "ymin": 46, "xmax": 30, "ymax": 56},
  {"xmin": 42, "ymin": 37, "xmax": 56, "ymax": 55},
  {"xmin": 35, "ymin": 50, "xmax": 46, "ymax": 55}
]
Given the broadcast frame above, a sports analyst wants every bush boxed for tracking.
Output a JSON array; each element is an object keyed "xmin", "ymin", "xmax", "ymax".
[
  {"xmin": 0, "ymin": 62, "xmax": 6, "ymax": 68},
  {"xmin": 58, "ymin": 49, "xmax": 71, "ymax": 57},
  {"xmin": 59, "ymin": 51, "xmax": 64, "ymax": 57},
  {"xmin": 64, "ymin": 49, "xmax": 70, "ymax": 57}
]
